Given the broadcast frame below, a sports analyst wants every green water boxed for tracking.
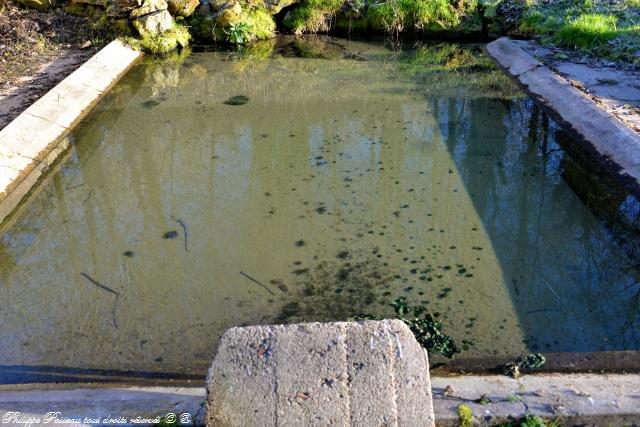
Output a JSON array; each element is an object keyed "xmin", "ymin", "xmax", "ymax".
[{"xmin": 1, "ymin": 37, "xmax": 639, "ymax": 379}]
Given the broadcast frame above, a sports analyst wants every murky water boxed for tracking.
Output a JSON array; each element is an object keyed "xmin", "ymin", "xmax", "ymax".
[{"xmin": 1, "ymin": 37, "xmax": 639, "ymax": 379}]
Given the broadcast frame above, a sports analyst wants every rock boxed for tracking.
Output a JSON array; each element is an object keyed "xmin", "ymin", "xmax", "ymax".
[
  {"xmin": 206, "ymin": 0, "xmax": 228, "ymax": 10},
  {"xmin": 130, "ymin": 0, "xmax": 168, "ymax": 19},
  {"xmin": 195, "ymin": 2, "xmax": 210, "ymax": 15},
  {"xmin": 167, "ymin": 0, "xmax": 199, "ymax": 16},
  {"xmin": 208, "ymin": 0, "xmax": 296, "ymax": 14},
  {"xmin": 68, "ymin": 0, "xmax": 109, "ymax": 6},
  {"xmin": 133, "ymin": 9, "xmax": 174, "ymax": 34},
  {"xmin": 15, "ymin": 0, "xmax": 55, "ymax": 11},
  {"xmin": 206, "ymin": 320, "xmax": 435, "ymax": 426},
  {"xmin": 111, "ymin": 0, "xmax": 144, "ymax": 15},
  {"xmin": 262, "ymin": 0, "xmax": 296, "ymax": 14},
  {"xmin": 214, "ymin": 1, "xmax": 242, "ymax": 26}
]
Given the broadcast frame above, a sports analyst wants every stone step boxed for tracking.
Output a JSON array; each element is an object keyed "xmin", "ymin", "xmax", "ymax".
[{"xmin": 205, "ymin": 320, "xmax": 435, "ymax": 426}]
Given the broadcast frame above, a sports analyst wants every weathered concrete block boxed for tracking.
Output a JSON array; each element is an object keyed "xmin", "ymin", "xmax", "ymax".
[{"xmin": 206, "ymin": 320, "xmax": 434, "ymax": 426}]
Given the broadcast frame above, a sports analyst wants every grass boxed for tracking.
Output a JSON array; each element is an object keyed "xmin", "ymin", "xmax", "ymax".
[
  {"xmin": 285, "ymin": 0, "xmax": 478, "ymax": 34},
  {"xmin": 555, "ymin": 13, "xmax": 618, "ymax": 48},
  {"xmin": 283, "ymin": 0, "xmax": 344, "ymax": 33},
  {"xmin": 516, "ymin": 0, "xmax": 640, "ymax": 64}
]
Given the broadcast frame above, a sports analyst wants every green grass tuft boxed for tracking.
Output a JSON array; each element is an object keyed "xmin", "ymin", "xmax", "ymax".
[
  {"xmin": 457, "ymin": 403, "xmax": 474, "ymax": 427},
  {"xmin": 554, "ymin": 13, "xmax": 618, "ymax": 49}
]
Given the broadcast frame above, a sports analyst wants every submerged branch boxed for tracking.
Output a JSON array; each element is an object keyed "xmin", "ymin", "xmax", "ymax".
[
  {"xmin": 80, "ymin": 272, "xmax": 120, "ymax": 329},
  {"xmin": 171, "ymin": 215, "xmax": 189, "ymax": 252},
  {"xmin": 240, "ymin": 271, "xmax": 275, "ymax": 295}
]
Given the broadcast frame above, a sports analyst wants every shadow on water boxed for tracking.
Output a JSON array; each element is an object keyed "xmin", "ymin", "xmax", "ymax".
[{"xmin": 431, "ymin": 94, "xmax": 640, "ymax": 356}]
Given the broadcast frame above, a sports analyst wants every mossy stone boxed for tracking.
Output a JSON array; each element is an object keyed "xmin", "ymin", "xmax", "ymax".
[
  {"xmin": 15, "ymin": 0, "xmax": 54, "ymax": 11},
  {"xmin": 167, "ymin": 0, "xmax": 199, "ymax": 16}
]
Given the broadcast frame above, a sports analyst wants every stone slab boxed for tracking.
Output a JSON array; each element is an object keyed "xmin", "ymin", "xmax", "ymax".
[
  {"xmin": 0, "ymin": 373, "xmax": 640, "ymax": 426},
  {"xmin": 0, "ymin": 40, "xmax": 142, "ymax": 225},
  {"xmin": 0, "ymin": 385, "xmax": 206, "ymax": 426},
  {"xmin": 486, "ymin": 37, "xmax": 541, "ymax": 76},
  {"xmin": 487, "ymin": 37, "xmax": 640, "ymax": 199},
  {"xmin": 431, "ymin": 373, "xmax": 640, "ymax": 426},
  {"xmin": 205, "ymin": 320, "xmax": 435, "ymax": 427}
]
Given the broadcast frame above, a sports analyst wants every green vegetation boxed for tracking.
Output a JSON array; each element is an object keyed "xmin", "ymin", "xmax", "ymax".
[
  {"xmin": 235, "ymin": 7, "xmax": 277, "ymax": 41},
  {"xmin": 457, "ymin": 403, "xmax": 474, "ymax": 427},
  {"xmin": 10, "ymin": 0, "xmax": 639, "ymax": 63},
  {"xmin": 285, "ymin": 0, "xmax": 481, "ymax": 34},
  {"xmin": 502, "ymin": 353, "xmax": 546, "ymax": 378},
  {"xmin": 124, "ymin": 22, "xmax": 190, "ymax": 54},
  {"xmin": 353, "ymin": 297, "xmax": 460, "ymax": 358},
  {"xmin": 556, "ymin": 13, "xmax": 619, "ymax": 48},
  {"xmin": 514, "ymin": 414, "xmax": 561, "ymax": 427},
  {"xmin": 505, "ymin": 394, "xmax": 522, "ymax": 403},
  {"xmin": 458, "ymin": 407, "xmax": 561, "ymax": 427},
  {"xmin": 516, "ymin": 0, "xmax": 640, "ymax": 64},
  {"xmin": 283, "ymin": 0, "xmax": 344, "ymax": 33}
]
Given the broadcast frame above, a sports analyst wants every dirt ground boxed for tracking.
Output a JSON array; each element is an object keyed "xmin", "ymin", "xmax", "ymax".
[{"xmin": 0, "ymin": 0, "xmax": 105, "ymax": 129}]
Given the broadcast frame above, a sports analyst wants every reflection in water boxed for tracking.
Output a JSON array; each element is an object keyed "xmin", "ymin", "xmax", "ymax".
[{"xmin": 0, "ymin": 37, "xmax": 639, "ymax": 378}]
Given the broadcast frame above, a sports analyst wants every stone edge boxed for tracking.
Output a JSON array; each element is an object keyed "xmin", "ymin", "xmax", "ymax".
[
  {"xmin": 0, "ymin": 40, "xmax": 142, "ymax": 225},
  {"xmin": 0, "ymin": 373, "xmax": 639, "ymax": 426},
  {"xmin": 486, "ymin": 37, "xmax": 640, "ymax": 199},
  {"xmin": 431, "ymin": 373, "xmax": 640, "ymax": 426}
]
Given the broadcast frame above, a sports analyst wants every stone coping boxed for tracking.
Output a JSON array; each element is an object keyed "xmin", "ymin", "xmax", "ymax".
[
  {"xmin": 0, "ymin": 40, "xmax": 142, "ymax": 226},
  {"xmin": 487, "ymin": 37, "xmax": 640, "ymax": 199},
  {"xmin": 0, "ymin": 373, "xmax": 638, "ymax": 426}
]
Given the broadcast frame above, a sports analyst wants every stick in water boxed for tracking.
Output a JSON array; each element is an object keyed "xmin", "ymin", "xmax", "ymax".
[
  {"xmin": 240, "ymin": 271, "xmax": 275, "ymax": 295},
  {"xmin": 171, "ymin": 215, "xmax": 189, "ymax": 252},
  {"xmin": 80, "ymin": 272, "xmax": 120, "ymax": 329}
]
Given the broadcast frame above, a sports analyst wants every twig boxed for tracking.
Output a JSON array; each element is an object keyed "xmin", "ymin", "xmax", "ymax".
[
  {"xmin": 240, "ymin": 271, "xmax": 275, "ymax": 295},
  {"xmin": 80, "ymin": 272, "xmax": 119, "ymax": 329},
  {"xmin": 82, "ymin": 191, "xmax": 92, "ymax": 205},
  {"xmin": 66, "ymin": 182, "xmax": 85, "ymax": 191},
  {"xmin": 541, "ymin": 277, "xmax": 560, "ymax": 302},
  {"xmin": 526, "ymin": 309, "xmax": 562, "ymax": 314},
  {"xmin": 171, "ymin": 215, "xmax": 189, "ymax": 252}
]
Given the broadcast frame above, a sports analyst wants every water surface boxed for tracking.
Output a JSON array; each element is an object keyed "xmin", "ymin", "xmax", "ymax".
[{"xmin": 1, "ymin": 37, "xmax": 639, "ymax": 378}]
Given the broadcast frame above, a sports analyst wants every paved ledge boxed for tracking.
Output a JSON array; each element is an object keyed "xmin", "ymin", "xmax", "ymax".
[
  {"xmin": 0, "ymin": 386, "xmax": 206, "ymax": 426},
  {"xmin": 0, "ymin": 40, "xmax": 142, "ymax": 225},
  {"xmin": 432, "ymin": 373, "xmax": 640, "ymax": 426},
  {"xmin": 487, "ymin": 37, "xmax": 640, "ymax": 199},
  {"xmin": 206, "ymin": 320, "xmax": 435, "ymax": 426},
  {"xmin": 0, "ymin": 373, "xmax": 638, "ymax": 426}
]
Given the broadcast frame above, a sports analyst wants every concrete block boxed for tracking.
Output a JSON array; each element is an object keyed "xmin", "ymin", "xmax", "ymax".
[
  {"xmin": 273, "ymin": 323, "xmax": 349, "ymax": 426},
  {"xmin": 206, "ymin": 320, "xmax": 434, "ymax": 427}
]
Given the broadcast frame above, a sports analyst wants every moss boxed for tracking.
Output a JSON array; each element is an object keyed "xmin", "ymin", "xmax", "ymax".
[
  {"xmin": 243, "ymin": 7, "xmax": 277, "ymax": 40},
  {"xmin": 124, "ymin": 22, "xmax": 191, "ymax": 53},
  {"xmin": 282, "ymin": 0, "xmax": 344, "ymax": 33},
  {"xmin": 457, "ymin": 403, "xmax": 473, "ymax": 427},
  {"xmin": 195, "ymin": 4, "xmax": 276, "ymax": 43}
]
